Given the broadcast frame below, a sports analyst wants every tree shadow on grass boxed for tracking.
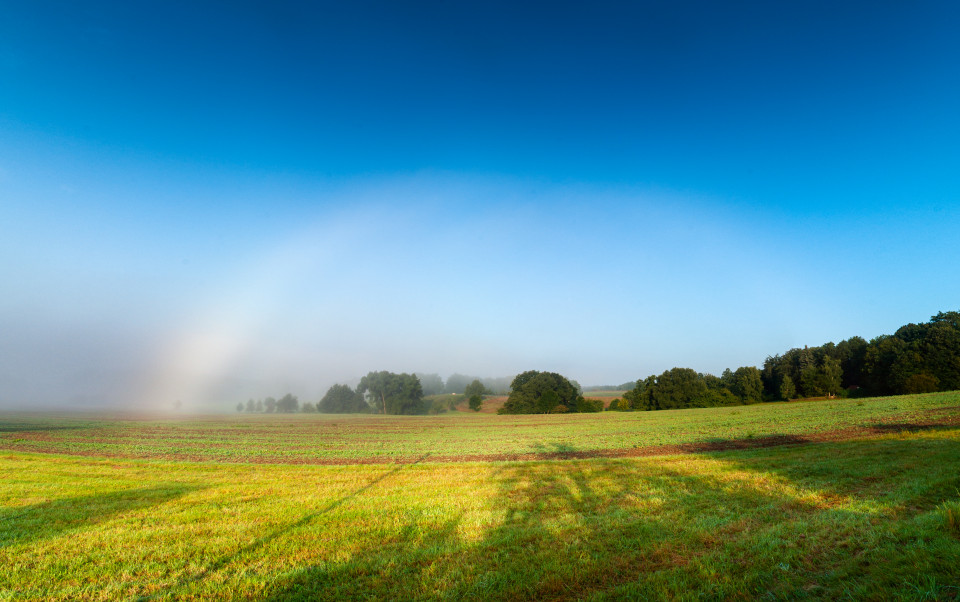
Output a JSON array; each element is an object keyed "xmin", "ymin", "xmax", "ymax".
[
  {"xmin": 256, "ymin": 436, "xmax": 960, "ymax": 601},
  {"xmin": 256, "ymin": 443, "xmax": 855, "ymax": 600},
  {"xmin": 868, "ymin": 422, "xmax": 959, "ymax": 434},
  {"xmin": 151, "ymin": 455, "xmax": 433, "ymax": 600},
  {"xmin": 0, "ymin": 484, "xmax": 203, "ymax": 548}
]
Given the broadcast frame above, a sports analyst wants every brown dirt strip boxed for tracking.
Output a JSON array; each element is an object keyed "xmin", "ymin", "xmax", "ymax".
[{"xmin": 2, "ymin": 415, "xmax": 958, "ymax": 466}]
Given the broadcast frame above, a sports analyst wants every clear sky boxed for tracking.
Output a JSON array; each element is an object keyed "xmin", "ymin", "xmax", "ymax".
[{"xmin": 2, "ymin": 1, "xmax": 959, "ymax": 410}]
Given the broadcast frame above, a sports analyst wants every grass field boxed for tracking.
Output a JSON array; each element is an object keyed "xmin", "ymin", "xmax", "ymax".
[{"xmin": 2, "ymin": 392, "xmax": 959, "ymax": 600}]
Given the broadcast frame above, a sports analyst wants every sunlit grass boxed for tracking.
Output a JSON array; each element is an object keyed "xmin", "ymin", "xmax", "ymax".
[
  {"xmin": 1, "ymin": 393, "xmax": 958, "ymax": 599},
  {"xmin": 2, "ymin": 424, "xmax": 960, "ymax": 600}
]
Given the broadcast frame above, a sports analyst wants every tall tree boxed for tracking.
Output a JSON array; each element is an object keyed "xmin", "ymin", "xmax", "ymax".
[
  {"xmin": 779, "ymin": 374, "xmax": 796, "ymax": 400},
  {"xmin": 800, "ymin": 357, "xmax": 842, "ymax": 397},
  {"xmin": 730, "ymin": 366, "xmax": 763, "ymax": 403},
  {"xmin": 276, "ymin": 393, "xmax": 299, "ymax": 413},
  {"xmin": 499, "ymin": 370, "xmax": 583, "ymax": 414},
  {"xmin": 444, "ymin": 373, "xmax": 476, "ymax": 395},
  {"xmin": 464, "ymin": 379, "xmax": 489, "ymax": 398},
  {"xmin": 357, "ymin": 371, "xmax": 425, "ymax": 415}
]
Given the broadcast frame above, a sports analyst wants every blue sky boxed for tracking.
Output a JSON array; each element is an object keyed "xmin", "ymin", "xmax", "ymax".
[{"xmin": 2, "ymin": 1, "xmax": 959, "ymax": 409}]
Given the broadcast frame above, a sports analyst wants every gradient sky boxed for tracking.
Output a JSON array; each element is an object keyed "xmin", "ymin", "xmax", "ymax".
[{"xmin": 2, "ymin": 1, "xmax": 959, "ymax": 410}]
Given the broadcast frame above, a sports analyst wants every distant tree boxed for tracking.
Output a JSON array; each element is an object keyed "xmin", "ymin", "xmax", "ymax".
[
  {"xmin": 264, "ymin": 397, "xmax": 277, "ymax": 413},
  {"xmin": 648, "ymin": 368, "xmax": 708, "ymax": 410},
  {"xmin": 902, "ymin": 372, "xmax": 939, "ymax": 394},
  {"xmin": 800, "ymin": 357, "xmax": 842, "ymax": 397},
  {"xmin": 318, "ymin": 384, "xmax": 369, "ymax": 413},
  {"xmin": 481, "ymin": 376, "xmax": 513, "ymax": 394},
  {"xmin": 468, "ymin": 394, "xmax": 482, "ymax": 411},
  {"xmin": 444, "ymin": 373, "xmax": 476, "ymax": 395},
  {"xmin": 255, "ymin": 399, "xmax": 263, "ymax": 413},
  {"xmin": 245, "ymin": 399, "xmax": 255, "ymax": 413},
  {"xmin": 276, "ymin": 393, "xmax": 299, "ymax": 413},
  {"xmin": 358, "ymin": 371, "xmax": 425, "ymax": 415},
  {"xmin": 779, "ymin": 374, "xmax": 796, "ymax": 400},
  {"xmin": 464, "ymin": 379, "xmax": 490, "ymax": 398},
  {"xmin": 730, "ymin": 367, "xmax": 763, "ymax": 404},
  {"xmin": 720, "ymin": 368, "xmax": 735, "ymax": 391},
  {"xmin": 415, "ymin": 373, "xmax": 445, "ymax": 397},
  {"xmin": 621, "ymin": 368, "xmax": 747, "ymax": 411},
  {"xmin": 622, "ymin": 376, "xmax": 653, "ymax": 411},
  {"xmin": 173, "ymin": 400, "xmax": 182, "ymax": 411},
  {"xmin": 235, "ymin": 402, "xmax": 243, "ymax": 413},
  {"xmin": 499, "ymin": 370, "xmax": 584, "ymax": 414},
  {"xmin": 301, "ymin": 402, "xmax": 317, "ymax": 413},
  {"xmin": 836, "ymin": 336, "xmax": 869, "ymax": 389}
]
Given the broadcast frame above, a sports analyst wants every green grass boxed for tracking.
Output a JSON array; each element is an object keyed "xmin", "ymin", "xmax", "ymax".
[
  {"xmin": 1, "ymin": 391, "xmax": 956, "ymax": 463},
  {"xmin": 1, "ymin": 392, "xmax": 959, "ymax": 600}
]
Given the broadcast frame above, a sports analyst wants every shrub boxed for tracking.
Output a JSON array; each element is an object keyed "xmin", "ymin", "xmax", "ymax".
[{"xmin": 576, "ymin": 398, "xmax": 604, "ymax": 413}]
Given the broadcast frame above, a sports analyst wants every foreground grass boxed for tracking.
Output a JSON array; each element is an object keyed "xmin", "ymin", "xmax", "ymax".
[
  {"xmin": 2, "ymin": 425, "xmax": 959, "ymax": 600},
  {"xmin": 1, "ymin": 391, "xmax": 957, "ymax": 462}
]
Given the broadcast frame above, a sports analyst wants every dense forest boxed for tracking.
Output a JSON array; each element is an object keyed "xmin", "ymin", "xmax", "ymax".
[
  {"xmin": 235, "ymin": 311, "xmax": 958, "ymax": 415},
  {"xmin": 612, "ymin": 310, "xmax": 960, "ymax": 412}
]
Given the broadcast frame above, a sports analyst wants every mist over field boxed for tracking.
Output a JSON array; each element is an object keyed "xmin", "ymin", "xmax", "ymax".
[
  {"xmin": 2, "ymin": 2, "xmax": 959, "ymax": 411},
  {"xmin": 3, "ymin": 177, "xmax": 959, "ymax": 411}
]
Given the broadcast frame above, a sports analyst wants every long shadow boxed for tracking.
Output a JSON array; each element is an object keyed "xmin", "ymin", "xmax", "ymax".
[
  {"xmin": 153, "ymin": 454, "xmax": 432, "ymax": 600},
  {"xmin": 868, "ymin": 422, "xmax": 959, "ymax": 434},
  {"xmin": 257, "ymin": 436, "xmax": 960, "ymax": 600},
  {"xmin": 719, "ymin": 428, "xmax": 960, "ymax": 515},
  {"xmin": 260, "ymin": 442, "xmax": 805, "ymax": 599},
  {"xmin": 0, "ymin": 484, "xmax": 202, "ymax": 548}
]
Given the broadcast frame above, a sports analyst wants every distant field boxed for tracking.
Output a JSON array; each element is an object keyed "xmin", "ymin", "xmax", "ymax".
[
  {"xmin": 582, "ymin": 390, "xmax": 629, "ymax": 399},
  {"xmin": 1, "ymin": 392, "xmax": 957, "ymax": 463},
  {"xmin": 2, "ymin": 392, "xmax": 959, "ymax": 600}
]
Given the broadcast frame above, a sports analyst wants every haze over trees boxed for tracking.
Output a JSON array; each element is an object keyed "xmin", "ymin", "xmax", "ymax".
[
  {"xmin": 414, "ymin": 373, "xmax": 445, "ymax": 397},
  {"xmin": 230, "ymin": 311, "xmax": 959, "ymax": 416},
  {"xmin": 443, "ymin": 373, "xmax": 512, "ymax": 395}
]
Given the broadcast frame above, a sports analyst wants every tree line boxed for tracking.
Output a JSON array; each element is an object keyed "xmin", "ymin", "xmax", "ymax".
[
  {"xmin": 234, "ymin": 311, "xmax": 958, "ymax": 416},
  {"xmin": 609, "ymin": 310, "xmax": 960, "ymax": 412},
  {"xmin": 414, "ymin": 373, "xmax": 512, "ymax": 396},
  {"xmin": 761, "ymin": 310, "xmax": 960, "ymax": 399},
  {"xmin": 235, "ymin": 373, "xmax": 494, "ymax": 415}
]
